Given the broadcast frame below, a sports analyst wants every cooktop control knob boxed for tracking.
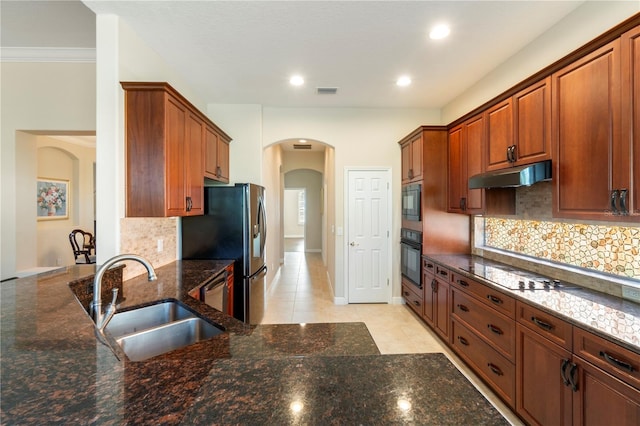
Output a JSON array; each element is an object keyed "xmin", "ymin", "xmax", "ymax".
[
  {"xmin": 543, "ymin": 280, "xmax": 551, "ymax": 288},
  {"xmin": 553, "ymin": 279, "xmax": 561, "ymax": 288},
  {"xmin": 518, "ymin": 280, "xmax": 525, "ymax": 290},
  {"xmin": 528, "ymin": 280, "xmax": 535, "ymax": 289}
]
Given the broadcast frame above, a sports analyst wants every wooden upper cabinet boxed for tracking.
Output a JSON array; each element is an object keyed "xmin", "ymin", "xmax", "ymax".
[
  {"xmin": 621, "ymin": 25, "xmax": 640, "ymax": 220},
  {"xmin": 122, "ymin": 82, "xmax": 231, "ymax": 217},
  {"xmin": 486, "ymin": 77, "xmax": 551, "ymax": 171},
  {"xmin": 400, "ymin": 134, "xmax": 423, "ymax": 184},
  {"xmin": 448, "ymin": 115, "xmax": 485, "ymax": 214},
  {"xmin": 204, "ymin": 124, "xmax": 232, "ymax": 183},
  {"xmin": 513, "ymin": 77, "xmax": 552, "ymax": 166},
  {"xmin": 552, "ymin": 39, "xmax": 630, "ymax": 221},
  {"xmin": 486, "ymin": 98, "xmax": 514, "ymax": 171}
]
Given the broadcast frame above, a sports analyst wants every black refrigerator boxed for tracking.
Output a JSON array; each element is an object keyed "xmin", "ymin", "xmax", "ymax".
[{"xmin": 181, "ymin": 183, "xmax": 267, "ymax": 324}]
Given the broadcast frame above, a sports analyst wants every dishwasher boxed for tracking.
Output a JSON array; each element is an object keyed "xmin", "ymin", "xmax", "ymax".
[{"xmin": 199, "ymin": 271, "xmax": 228, "ymax": 314}]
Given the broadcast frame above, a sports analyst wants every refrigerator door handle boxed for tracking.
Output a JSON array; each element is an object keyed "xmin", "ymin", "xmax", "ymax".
[{"xmin": 258, "ymin": 195, "xmax": 267, "ymax": 255}]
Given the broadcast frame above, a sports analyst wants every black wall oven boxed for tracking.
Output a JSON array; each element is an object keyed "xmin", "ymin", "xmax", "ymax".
[
  {"xmin": 402, "ymin": 184, "xmax": 421, "ymax": 221},
  {"xmin": 400, "ymin": 228, "xmax": 422, "ymax": 289}
]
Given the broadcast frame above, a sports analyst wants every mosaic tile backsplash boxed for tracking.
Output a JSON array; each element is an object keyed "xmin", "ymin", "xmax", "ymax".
[{"xmin": 483, "ymin": 218, "xmax": 640, "ymax": 280}]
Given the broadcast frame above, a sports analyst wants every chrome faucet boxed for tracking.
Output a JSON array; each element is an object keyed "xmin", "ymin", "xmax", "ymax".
[{"xmin": 91, "ymin": 254, "xmax": 157, "ymax": 332}]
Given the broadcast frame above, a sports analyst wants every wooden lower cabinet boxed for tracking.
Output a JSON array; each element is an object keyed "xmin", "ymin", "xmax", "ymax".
[
  {"xmin": 516, "ymin": 322, "xmax": 573, "ymax": 426},
  {"xmin": 451, "ymin": 319, "xmax": 516, "ymax": 408},
  {"xmin": 402, "ymin": 280, "xmax": 423, "ymax": 317},
  {"xmin": 573, "ymin": 355, "xmax": 640, "ymax": 425}
]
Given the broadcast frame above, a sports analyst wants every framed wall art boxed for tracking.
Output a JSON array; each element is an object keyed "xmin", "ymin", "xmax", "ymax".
[{"xmin": 37, "ymin": 178, "xmax": 69, "ymax": 220}]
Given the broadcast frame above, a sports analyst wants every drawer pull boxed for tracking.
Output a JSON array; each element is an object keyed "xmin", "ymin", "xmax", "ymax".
[
  {"xmin": 487, "ymin": 324, "xmax": 503, "ymax": 335},
  {"xmin": 568, "ymin": 363, "xmax": 578, "ymax": 392},
  {"xmin": 425, "ymin": 262, "xmax": 434, "ymax": 270},
  {"xmin": 487, "ymin": 363, "xmax": 504, "ymax": 376},
  {"xmin": 413, "ymin": 300, "xmax": 420, "ymax": 307},
  {"xmin": 487, "ymin": 294, "xmax": 503, "ymax": 305},
  {"xmin": 439, "ymin": 269, "xmax": 448, "ymax": 277},
  {"xmin": 457, "ymin": 279, "xmax": 469, "ymax": 287},
  {"xmin": 600, "ymin": 351, "xmax": 635, "ymax": 373},
  {"xmin": 403, "ymin": 291, "xmax": 409, "ymax": 297},
  {"xmin": 431, "ymin": 279, "xmax": 437, "ymax": 292},
  {"xmin": 456, "ymin": 304, "xmax": 469, "ymax": 312},
  {"xmin": 531, "ymin": 316, "xmax": 554, "ymax": 331},
  {"xmin": 560, "ymin": 359, "xmax": 571, "ymax": 386},
  {"xmin": 457, "ymin": 336, "xmax": 469, "ymax": 346}
]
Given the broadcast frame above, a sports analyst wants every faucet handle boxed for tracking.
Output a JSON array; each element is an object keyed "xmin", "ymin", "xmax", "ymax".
[{"xmin": 109, "ymin": 288, "xmax": 119, "ymax": 306}]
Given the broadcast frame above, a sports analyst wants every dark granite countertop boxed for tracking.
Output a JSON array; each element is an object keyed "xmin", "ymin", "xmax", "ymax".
[
  {"xmin": 1, "ymin": 260, "xmax": 509, "ymax": 425},
  {"xmin": 425, "ymin": 254, "xmax": 640, "ymax": 354}
]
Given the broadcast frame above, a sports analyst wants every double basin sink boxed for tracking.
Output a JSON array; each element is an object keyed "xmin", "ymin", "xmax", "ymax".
[{"xmin": 105, "ymin": 300, "xmax": 224, "ymax": 361}]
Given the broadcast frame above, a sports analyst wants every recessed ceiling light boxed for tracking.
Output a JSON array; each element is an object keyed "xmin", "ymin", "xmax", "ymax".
[
  {"xmin": 429, "ymin": 24, "xmax": 450, "ymax": 40},
  {"xmin": 299, "ymin": 139, "xmax": 307, "ymax": 143},
  {"xmin": 290, "ymin": 75, "xmax": 304, "ymax": 86},
  {"xmin": 396, "ymin": 76, "xmax": 412, "ymax": 87}
]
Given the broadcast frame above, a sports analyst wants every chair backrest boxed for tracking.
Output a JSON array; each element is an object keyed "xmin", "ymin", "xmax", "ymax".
[{"xmin": 69, "ymin": 229, "xmax": 95, "ymax": 264}]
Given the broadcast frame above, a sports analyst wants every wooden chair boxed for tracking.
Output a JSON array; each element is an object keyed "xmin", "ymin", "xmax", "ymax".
[{"xmin": 69, "ymin": 229, "xmax": 96, "ymax": 264}]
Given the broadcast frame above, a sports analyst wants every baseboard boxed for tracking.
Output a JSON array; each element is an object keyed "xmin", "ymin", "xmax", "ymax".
[
  {"xmin": 391, "ymin": 296, "xmax": 405, "ymax": 305},
  {"xmin": 284, "ymin": 235, "xmax": 304, "ymax": 238},
  {"xmin": 334, "ymin": 296, "xmax": 347, "ymax": 305},
  {"xmin": 305, "ymin": 249, "xmax": 321, "ymax": 253}
]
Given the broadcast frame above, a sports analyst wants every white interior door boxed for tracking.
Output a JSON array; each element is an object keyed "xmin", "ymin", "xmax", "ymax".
[{"xmin": 347, "ymin": 169, "xmax": 390, "ymax": 303}]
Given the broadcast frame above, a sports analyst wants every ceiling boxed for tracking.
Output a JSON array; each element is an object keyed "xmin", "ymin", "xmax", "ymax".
[{"xmin": 2, "ymin": 0, "xmax": 592, "ymax": 111}]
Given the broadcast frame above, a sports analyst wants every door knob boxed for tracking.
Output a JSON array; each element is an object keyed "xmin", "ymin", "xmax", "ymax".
[{"xmin": 350, "ymin": 242, "xmax": 358, "ymax": 247}]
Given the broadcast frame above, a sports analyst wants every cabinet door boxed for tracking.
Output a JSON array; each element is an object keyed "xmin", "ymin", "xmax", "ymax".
[
  {"xmin": 401, "ymin": 142, "xmax": 412, "ymax": 183},
  {"xmin": 422, "ymin": 275, "xmax": 435, "ymax": 326},
  {"xmin": 433, "ymin": 276, "xmax": 449, "ymax": 340},
  {"xmin": 622, "ymin": 25, "xmax": 640, "ymax": 219},
  {"xmin": 573, "ymin": 356, "xmax": 640, "ymax": 426},
  {"xmin": 514, "ymin": 77, "xmax": 552, "ymax": 166},
  {"xmin": 410, "ymin": 135, "xmax": 423, "ymax": 182},
  {"xmin": 552, "ymin": 40, "xmax": 621, "ymax": 220},
  {"xmin": 516, "ymin": 323, "xmax": 573, "ymax": 426},
  {"xmin": 185, "ymin": 112, "xmax": 204, "ymax": 215},
  {"xmin": 217, "ymin": 137, "xmax": 230, "ymax": 182},
  {"xmin": 465, "ymin": 114, "xmax": 485, "ymax": 213},
  {"xmin": 165, "ymin": 95, "xmax": 188, "ymax": 216},
  {"xmin": 204, "ymin": 126, "xmax": 219, "ymax": 178},
  {"xmin": 447, "ymin": 126, "xmax": 465, "ymax": 213},
  {"xmin": 486, "ymin": 98, "xmax": 514, "ymax": 171}
]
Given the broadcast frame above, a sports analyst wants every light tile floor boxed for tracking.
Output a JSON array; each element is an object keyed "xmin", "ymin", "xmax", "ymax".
[{"xmin": 263, "ymin": 250, "xmax": 524, "ymax": 426}]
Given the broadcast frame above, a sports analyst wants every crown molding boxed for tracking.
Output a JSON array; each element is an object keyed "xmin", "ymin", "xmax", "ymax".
[{"xmin": 1, "ymin": 47, "xmax": 96, "ymax": 63}]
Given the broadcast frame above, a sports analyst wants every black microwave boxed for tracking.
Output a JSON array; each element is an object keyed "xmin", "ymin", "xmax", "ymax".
[{"xmin": 402, "ymin": 183, "xmax": 421, "ymax": 221}]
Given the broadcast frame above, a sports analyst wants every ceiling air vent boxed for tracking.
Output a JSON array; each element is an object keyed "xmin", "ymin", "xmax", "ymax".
[
  {"xmin": 293, "ymin": 144, "xmax": 312, "ymax": 150},
  {"xmin": 316, "ymin": 87, "xmax": 338, "ymax": 95}
]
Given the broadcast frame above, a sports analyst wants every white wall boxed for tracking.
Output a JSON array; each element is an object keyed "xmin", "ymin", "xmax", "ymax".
[
  {"xmin": 442, "ymin": 1, "xmax": 640, "ymax": 123},
  {"xmin": 1, "ymin": 62, "xmax": 96, "ymax": 280},
  {"xmin": 284, "ymin": 170, "xmax": 323, "ymax": 251},
  {"xmin": 262, "ymin": 143, "xmax": 283, "ymax": 287}
]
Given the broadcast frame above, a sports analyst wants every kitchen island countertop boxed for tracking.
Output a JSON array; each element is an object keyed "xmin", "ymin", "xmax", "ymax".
[{"xmin": 1, "ymin": 260, "xmax": 509, "ymax": 425}]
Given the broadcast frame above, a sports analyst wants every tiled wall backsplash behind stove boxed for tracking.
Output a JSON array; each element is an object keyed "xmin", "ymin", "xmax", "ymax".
[{"xmin": 474, "ymin": 182, "xmax": 640, "ymax": 295}]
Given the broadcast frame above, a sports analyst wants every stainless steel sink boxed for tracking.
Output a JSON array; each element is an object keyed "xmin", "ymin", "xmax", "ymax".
[
  {"xmin": 105, "ymin": 300, "xmax": 197, "ymax": 338},
  {"xmin": 115, "ymin": 317, "xmax": 223, "ymax": 361},
  {"xmin": 104, "ymin": 300, "xmax": 224, "ymax": 361}
]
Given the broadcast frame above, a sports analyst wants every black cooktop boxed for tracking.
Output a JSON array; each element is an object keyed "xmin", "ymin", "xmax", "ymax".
[{"xmin": 461, "ymin": 261, "xmax": 577, "ymax": 291}]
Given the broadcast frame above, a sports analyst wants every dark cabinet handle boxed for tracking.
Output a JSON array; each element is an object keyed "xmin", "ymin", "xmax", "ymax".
[
  {"xmin": 511, "ymin": 145, "xmax": 517, "ymax": 162},
  {"xmin": 457, "ymin": 336, "xmax": 469, "ymax": 346},
  {"xmin": 438, "ymin": 269, "xmax": 448, "ymax": 277},
  {"xmin": 568, "ymin": 363, "xmax": 578, "ymax": 392},
  {"xmin": 413, "ymin": 300, "xmax": 420, "ymax": 307},
  {"xmin": 599, "ymin": 351, "xmax": 635, "ymax": 373},
  {"xmin": 619, "ymin": 189, "xmax": 628, "ymax": 215},
  {"xmin": 611, "ymin": 190, "xmax": 619, "ymax": 215},
  {"xmin": 425, "ymin": 262, "xmax": 434, "ymax": 270},
  {"xmin": 457, "ymin": 304, "xmax": 469, "ymax": 312},
  {"xmin": 531, "ymin": 316, "xmax": 554, "ymax": 331},
  {"xmin": 431, "ymin": 279, "xmax": 437, "ymax": 292},
  {"xmin": 560, "ymin": 359, "xmax": 571, "ymax": 386},
  {"xmin": 487, "ymin": 363, "xmax": 504, "ymax": 376},
  {"xmin": 487, "ymin": 324, "xmax": 503, "ymax": 335},
  {"xmin": 409, "ymin": 169, "xmax": 414, "ymax": 179},
  {"xmin": 186, "ymin": 196, "xmax": 193, "ymax": 212},
  {"xmin": 457, "ymin": 279, "xmax": 469, "ymax": 287},
  {"xmin": 487, "ymin": 294, "xmax": 503, "ymax": 305},
  {"xmin": 403, "ymin": 291, "xmax": 409, "ymax": 297},
  {"xmin": 506, "ymin": 146, "xmax": 511, "ymax": 162},
  {"xmin": 460, "ymin": 197, "xmax": 467, "ymax": 211}
]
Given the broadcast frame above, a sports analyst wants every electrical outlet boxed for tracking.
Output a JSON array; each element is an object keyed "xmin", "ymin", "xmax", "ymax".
[
  {"xmin": 157, "ymin": 239, "xmax": 164, "ymax": 253},
  {"xmin": 622, "ymin": 286, "xmax": 640, "ymax": 303}
]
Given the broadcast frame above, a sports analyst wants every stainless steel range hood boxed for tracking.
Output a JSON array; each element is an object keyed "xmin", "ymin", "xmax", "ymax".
[{"xmin": 468, "ymin": 160, "xmax": 552, "ymax": 189}]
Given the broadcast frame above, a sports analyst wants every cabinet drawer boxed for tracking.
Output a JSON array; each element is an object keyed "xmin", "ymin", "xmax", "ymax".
[
  {"xmin": 435, "ymin": 265, "xmax": 450, "ymax": 281},
  {"xmin": 451, "ymin": 272, "xmax": 516, "ymax": 318},
  {"xmin": 517, "ymin": 301, "xmax": 572, "ymax": 350},
  {"xmin": 451, "ymin": 287, "xmax": 516, "ymax": 362},
  {"xmin": 402, "ymin": 283, "xmax": 423, "ymax": 316},
  {"xmin": 573, "ymin": 326, "xmax": 640, "ymax": 390},
  {"xmin": 451, "ymin": 319, "xmax": 515, "ymax": 408},
  {"xmin": 423, "ymin": 258, "xmax": 436, "ymax": 276}
]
